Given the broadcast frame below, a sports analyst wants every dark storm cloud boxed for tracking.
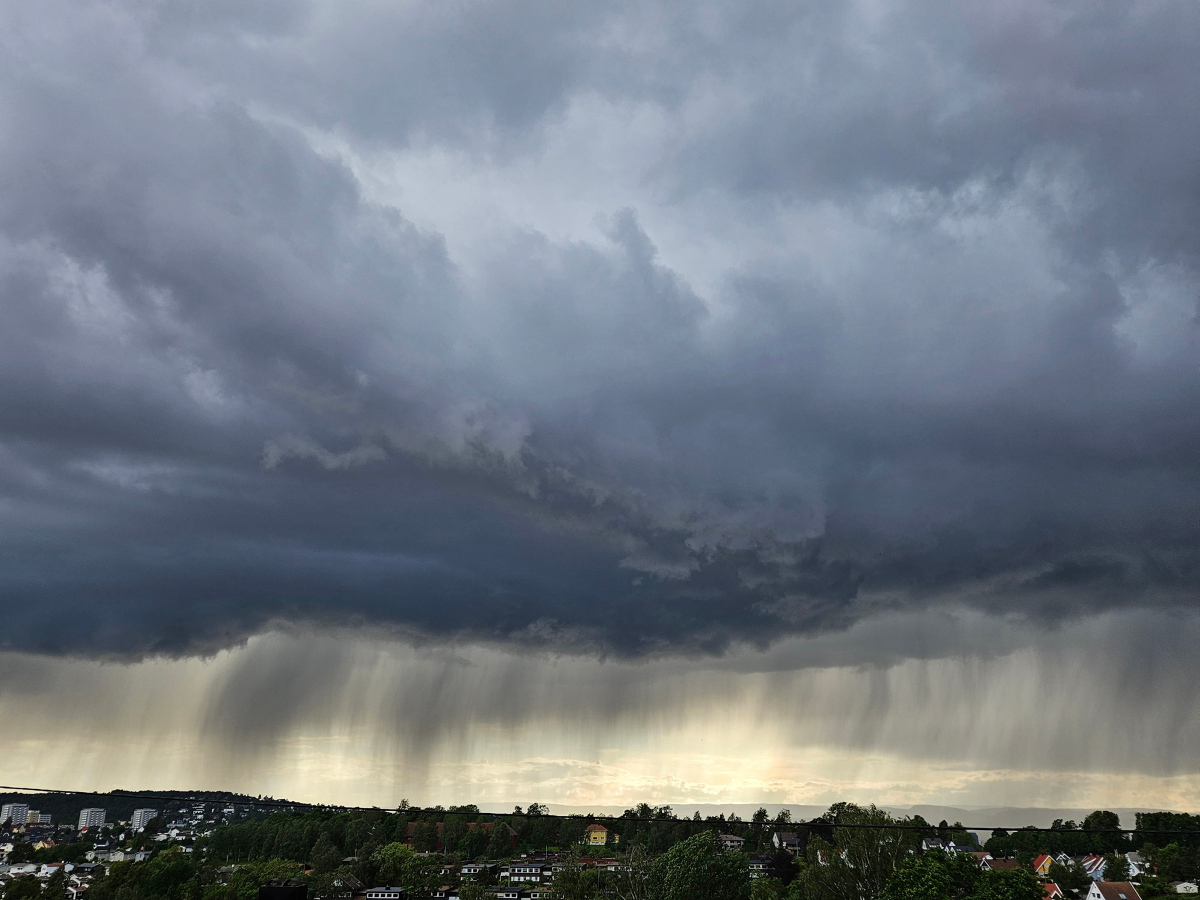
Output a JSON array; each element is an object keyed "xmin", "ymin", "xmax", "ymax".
[{"xmin": 1, "ymin": 0, "xmax": 1199, "ymax": 659}]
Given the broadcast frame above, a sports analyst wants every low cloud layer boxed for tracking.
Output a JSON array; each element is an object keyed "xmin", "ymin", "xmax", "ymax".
[{"xmin": 1, "ymin": 0, "xmax": 1199, "ymax": 660}]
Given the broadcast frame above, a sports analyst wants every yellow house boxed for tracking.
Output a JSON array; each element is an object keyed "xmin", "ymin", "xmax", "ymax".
[{"xmin": 584, "ymin": 823, "xmax": 619, "ymax": 846}]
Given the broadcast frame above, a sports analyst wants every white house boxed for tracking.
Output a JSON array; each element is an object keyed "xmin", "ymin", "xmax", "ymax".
[
  {"xmin": 772, "ymin": 832, "xmax": 802, "ymax": 853},
  {"xmin": 1126, "ymin": 853, "xmax": 1151, "ymax": 878},
  {"xmin": 502, "ymin": 862, "xmax": 548, "ymax": 883},
  {"xmin": 1171, "ymin": 884, "xmax": 1199, "ymax": 895},
  {"xmin": 1086, "ymin": 882, "xmax": 1142, "ymax": 900},
  {"xmin": 1080, "ymin": 854, "xmax": 1107, "ymax": 881},
  {"xmin": 718, "ymin": 834, "xmax": 745, "ymax": 852},
  {"xmin": 365, "ymin": 888, "xmax": 404, "ymax": 900}
]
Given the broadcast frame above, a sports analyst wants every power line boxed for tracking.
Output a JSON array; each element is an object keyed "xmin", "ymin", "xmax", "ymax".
[{"xmin": 2, "ymin": 783, "xmax": 1200, "ymax": 834}]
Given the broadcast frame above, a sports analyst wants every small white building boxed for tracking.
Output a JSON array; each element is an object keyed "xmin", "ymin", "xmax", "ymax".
[
  {"xmin": 1171, "ymin": 884, "xmax": 1199, "ymax": 895},
  {"xmin": 718, "ymin": 834, "xmax": 745, "ymax": 852}
]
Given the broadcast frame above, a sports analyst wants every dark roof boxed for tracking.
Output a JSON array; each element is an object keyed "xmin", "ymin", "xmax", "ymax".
[{"xmin": 985, "ymin": 859, "xmax": 1022, "ymax": 871}]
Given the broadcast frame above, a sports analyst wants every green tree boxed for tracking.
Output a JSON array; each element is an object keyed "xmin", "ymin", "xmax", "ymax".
[
  {"xmin": 1046, "ymin": 860, "xmax": 1089, "ymax": 897},
  {"xmin": 370, "ymin": 843, "xmax": 422, "ymax": 888},
  {"xmin": 1103, "ymin": 853, "xmax": 1131, "ymax": 882},
  {"xmin": 653, "ymin": 831, "xmax": 750, "ymax": 900},
  {"xmin": 883, "ymin": 855, "xmax": 952, "ymax": 900},
  {"xmin": 457, "ymin": 828, "xmax": 487, "ymax": 861},
  {"xmin": 410, "ymin": 822, "xmax": 436, "ymax": 854},
  {"xmin": 344, "ymin": 821, "xmax": 371, "ymax": 857},
  {"xmin": 308, "ymin": 869, "xmax": 355, "ymax": 899},
  {"xmin": 486, "ymin": 823, "xmax": 513, "ymax": 860},
  {"xmin": 797, "ymin": 805, "xmax": 920, "ymax": 900},
  {"xmin": 43, "ymin": 867, "xmax": 69, "ymax": 900},
  {"xmin": 141, "ymin": 847, "xmax": 197, "ymax": 900},
  {"xmin": 310, "ymin": 834, "xmax": 343, "ymax": 875},
  {"xmin": 1151, "ymin": 842, "xmax": 1193, "ymax": 881},
  {"xmin": 8, "ymin": 844, "xmax": 35, "ymax": 864},
  {"xmin": 441, "ymin": 817, "xmax": 466, "ymax": 856},
  {"xmin": 599, "ymin": 845, "xmax": 655, "ymax": 900},
  {"xmin": 750, "ymin": 878, "xmax": 785, "ymax": 900},
  {"xmin": 3, "ymin": 876, "xmax": 42, "ymax": 900},
  {"xmin": 552, "ymin": 860, "xmax": 599, "ymax": 900},
  {"xmin": 459, "ymin": 885, "xmax": 486, "ymax": 900},
  {"xmin": 969, "ymin": 869, "xmax": 1044, "ymax": 900},
  {"xmin": 1083, "ymin": 812, "xmax": 1127, "ymax": 853}
]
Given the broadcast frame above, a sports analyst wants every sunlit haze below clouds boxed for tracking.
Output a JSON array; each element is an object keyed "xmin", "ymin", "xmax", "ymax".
[
  {"xmin": 1, "ymin": 0, "xmax": 1200, "ymax": 811},
  {"xmin": 5, "ymin": 610, "xmax": 1200, "ymax": 810}
]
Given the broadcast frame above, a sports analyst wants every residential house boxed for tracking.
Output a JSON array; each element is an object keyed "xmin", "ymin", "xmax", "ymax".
[
  {"xmin": 502, "ymin": 862, "xmax": 549, "ymax": 883},
  {"xmin": 922, "ymin": 838, "xmax": 946, "ymax": 852},
  {"xmin": 772, "ymin": 832, "xmax": 802, "ymax": 854},
  {"xmin": 1085, "ymin": 883, "xmax": 1141, "ymax": 900},
  {"xmin": 1126, "ymin": 853, "xmax": 1151, "ymax": 878},
  {"xmin": 969, "ymin": 851, "xmax": 993, "ymax": 863},
  {"xmin": 364, "ymin": 888, "xmax": 405, "ymax": 900},
  {"xmin": 1171, "ymin": 884, "xmax": 1199, "ymax": 895},
  {"xmin": 981, "ymin": 859, "xmax": 1022, "ymax": 872},
  {"xmin": 459, "ymin": 863, "xmax": 495, "ymax": 881},
  {"xmin": 718, "ymin": 834, "xmax": 745, "ymax": 852},
  {"xmin": 748, "ymin": 858, "xmax": 771, "ymax": 880},
  {"xmin": 1034, "ymin": 855, "xmax": 1054, "ymax": 876},
  {"xmin": 1080, "ymin": 855, "xmax": 1107, "ymax": 882},
  {"xmin": 583, "ymin": 823, "xmax": 617, "ymax": 846},
  {"xmin": 1044, "ymin": 883, "xmax": 1063, "ymax": 899}
]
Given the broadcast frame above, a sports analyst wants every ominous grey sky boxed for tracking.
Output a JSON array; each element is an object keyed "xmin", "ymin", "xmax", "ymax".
[{"xmin": 2, "ymin": 0, "xmax": 1199, "ymax": 805}]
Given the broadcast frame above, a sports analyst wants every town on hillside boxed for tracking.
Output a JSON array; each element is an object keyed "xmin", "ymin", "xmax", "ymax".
[{"xmin": 1, "ymin": 795, "xmax": 1198, "ymax": 900}]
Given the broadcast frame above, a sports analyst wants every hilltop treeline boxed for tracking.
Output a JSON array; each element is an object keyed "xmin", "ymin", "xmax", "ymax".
[{"xmin": 202, "ymin": 802, "xmax": 788, "ymax": 868}]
